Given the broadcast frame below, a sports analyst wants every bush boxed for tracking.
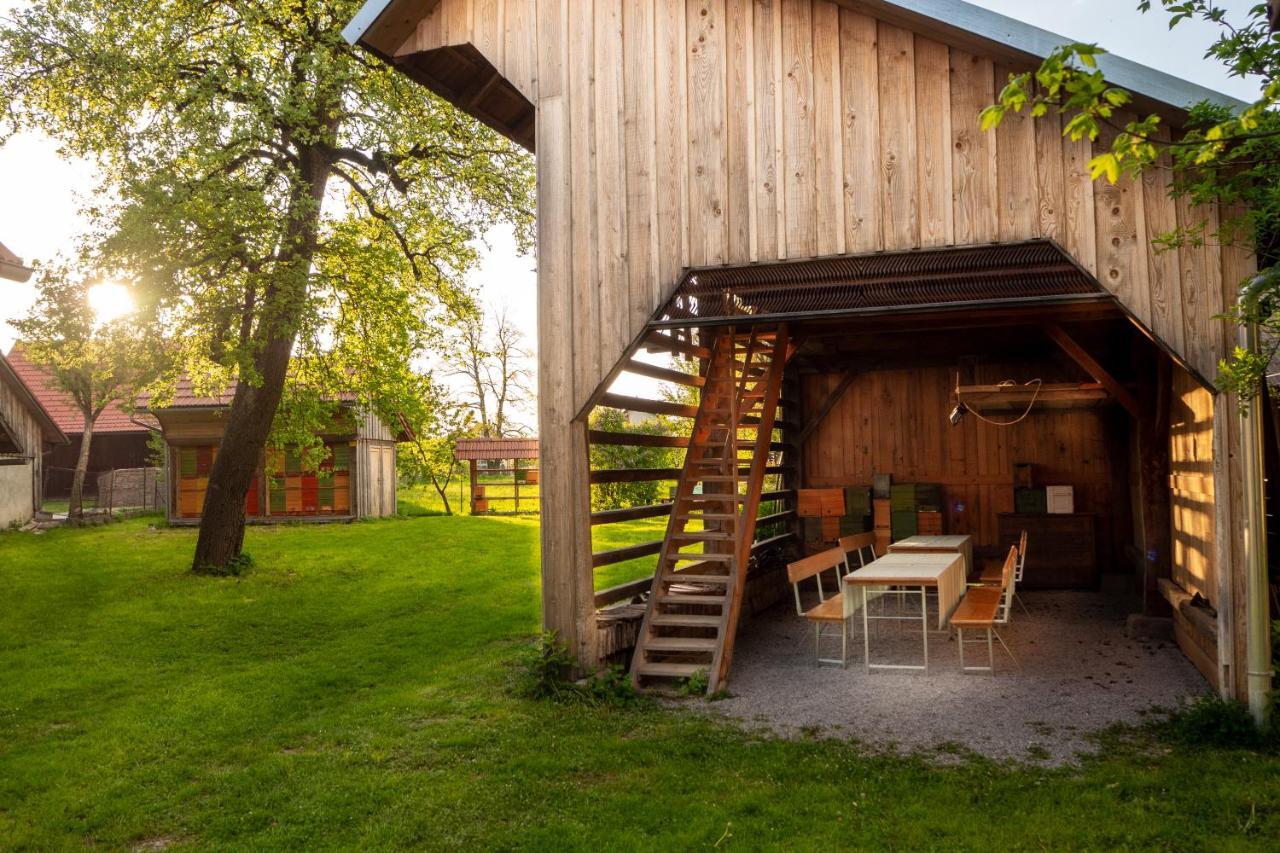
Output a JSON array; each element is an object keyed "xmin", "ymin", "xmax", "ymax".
[
  {"xmin": 1163, "ymin": 694, "xmax": 1272, "ymax": 750},
  {"xmin": 510, "ymin": 633, "xmax": 651, "ymax": 709}
]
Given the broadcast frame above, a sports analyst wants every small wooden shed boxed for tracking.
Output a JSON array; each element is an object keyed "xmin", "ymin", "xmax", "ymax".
[
  {"xmin": 348, "ymin": 0, "xmax": 1271, "ymax": 704},
  {"xmin": 144, "ymin": 379, "xmax": 403, "ymax": 523}
]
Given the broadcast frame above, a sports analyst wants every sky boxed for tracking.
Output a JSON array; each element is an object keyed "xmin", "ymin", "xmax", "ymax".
[{"xmin": 0, "ymin": 0, "xmax": 1262, "ymax": 423}]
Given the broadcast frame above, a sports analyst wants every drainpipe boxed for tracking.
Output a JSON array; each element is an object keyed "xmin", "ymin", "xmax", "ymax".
[{"xmin": 1237, "ymin": 274, "xmax": 1273, "ymax": 726}]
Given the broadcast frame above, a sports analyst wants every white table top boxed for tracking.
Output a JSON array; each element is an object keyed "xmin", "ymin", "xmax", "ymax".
[
  {"xmin": 887, "ymin": 535, "xmax": 972, "ymax": 551},
  {"xmin": 844, "ymin": 551, "xmax": 963, "ymax": 586}
]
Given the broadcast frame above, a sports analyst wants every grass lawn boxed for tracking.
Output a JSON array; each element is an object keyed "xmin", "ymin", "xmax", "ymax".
[{"xmin": 2, "ymin": 515, "xmax": 1277, "ymax": 850}]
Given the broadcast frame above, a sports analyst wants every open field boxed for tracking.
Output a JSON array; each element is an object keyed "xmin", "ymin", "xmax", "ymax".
[{"xmin": 1, "ymin": 515, "xmax": 1277, "ymax": 849}]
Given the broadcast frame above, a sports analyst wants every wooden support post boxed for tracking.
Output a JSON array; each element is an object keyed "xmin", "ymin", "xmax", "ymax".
[
  {"xmin": 469, "ymin": 459, "xmax": 478, "ymax": 515},
  {"xmin": 1136, "ymin": 352, "xmax": 1173, "ymax": 616},
  {"xmin": 1044, "ymin": 323, "xmax": 1142, "ymax": 419}
]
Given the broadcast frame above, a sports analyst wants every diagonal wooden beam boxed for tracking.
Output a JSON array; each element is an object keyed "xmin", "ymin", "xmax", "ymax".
[
  {"xmin": 1044, "ymin": 323, "xmax": 1141, "ymax": 419},
  {"xmin": 797, "ymin": 371, "xmax": 859, "ymax": 446}
]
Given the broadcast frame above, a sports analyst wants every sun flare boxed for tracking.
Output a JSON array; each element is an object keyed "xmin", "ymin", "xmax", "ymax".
[{"xmin": 87, "ymin": 282, "xmax": 135, "ymax": 324}]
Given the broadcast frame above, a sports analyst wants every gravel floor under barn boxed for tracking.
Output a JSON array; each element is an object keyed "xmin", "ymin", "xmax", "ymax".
[{"xmin": 704, "ymin": 591, "xmax": 1209, "ymax": 765}]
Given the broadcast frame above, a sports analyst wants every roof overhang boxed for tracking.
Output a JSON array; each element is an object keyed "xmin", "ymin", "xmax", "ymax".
[
  {"xmin": 344, "ymin": 0, "xmax": 1249, "ymax": 117},
  {"xmin": 650, "ymin": 240, "xmax": 1111, "ymax": 331}
]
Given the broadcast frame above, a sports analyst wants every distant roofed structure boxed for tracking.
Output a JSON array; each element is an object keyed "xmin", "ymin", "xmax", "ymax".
[{"xmin": 0, "ymin": 240, "xmax": 33, "ymax": 283}]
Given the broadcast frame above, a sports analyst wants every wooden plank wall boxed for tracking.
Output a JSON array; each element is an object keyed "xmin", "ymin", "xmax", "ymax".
[
  {"xmin": 396, "ymin": 0, "xmax": 1235, "ymax": 408},
  {"xmin": 0, "ymin": 372, "xmax": 45, "ymax": 513},
  {"xmin": 800, "ymin": 363, "xmax": 1121, "ymax": 561},
  {"xmin": 1169, "ymin": 369, "xmax": 1217, "ymax": 602},
  {"xmin": 388, "ymin": 0, "xmax": 1252, "ymax": 681}
]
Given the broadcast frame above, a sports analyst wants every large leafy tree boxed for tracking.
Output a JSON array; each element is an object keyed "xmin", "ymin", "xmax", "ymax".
[
  {"xmin": 12, "ymin": 270, "xmax": 165, "ymax": 518},
  {"xmin": 981, "ymin": 1, "xmax": 1278, "ymax": 398},
  {"xmin": 0, "ymin": 1, "xmax": 534, "ymax": 570}
]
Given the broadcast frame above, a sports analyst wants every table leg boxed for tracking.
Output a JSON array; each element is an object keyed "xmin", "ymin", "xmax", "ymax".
[
  {"xmin": 921, "ymin": 587, "xmax": 929, "ymax": 673},
  {"xmin": 862, "ymin": 586, "xmax": 870, "ymax": 674}
]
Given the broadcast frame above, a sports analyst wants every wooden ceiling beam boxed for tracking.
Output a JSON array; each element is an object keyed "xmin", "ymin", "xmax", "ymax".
[{"xmin": 1044, "ymin": 323, "xmax": 1141, "ymax": 419}]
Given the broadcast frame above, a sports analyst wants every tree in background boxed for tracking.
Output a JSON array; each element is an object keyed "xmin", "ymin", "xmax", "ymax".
[
  {"xmin": 588, "ymin": 408, "xmax": 682, "ymax": 511},
  {"xmin": 0, "ymin": 1, "xmax": 534, "ymax": 571},
  {"xmin": 396, "ymin": 375, "xmax": 474, "ymax": 516},
  {"xmin": 448, "ymin": 306, "xmax": 534, "ymax": 438},
  {"xmin": 12, "ymin": 270, "xmax": 165, "ymax": 518},
  {"xmin": 981, "ymin": 0, "xmax": 1280, "ymax": 398}
]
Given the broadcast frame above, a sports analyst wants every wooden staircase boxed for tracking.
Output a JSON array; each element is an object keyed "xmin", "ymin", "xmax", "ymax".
[{"xmin": 630, "ymin": 324, "xmax": 791, "ymax": 692}]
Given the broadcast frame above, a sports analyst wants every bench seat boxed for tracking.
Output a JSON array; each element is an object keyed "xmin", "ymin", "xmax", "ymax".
[
  {"xmin": 949, "ymin": 587, "xmax": 1001, "ymax": 628},
  {"xmin": 804, "ymin": 593, "xmax": 846, "ymax": 624}
]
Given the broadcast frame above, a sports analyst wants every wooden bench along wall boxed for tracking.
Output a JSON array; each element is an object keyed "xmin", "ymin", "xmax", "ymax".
[{"xmin": 351, "ymin": 0, "xmax": 1257, "ymax": 695}]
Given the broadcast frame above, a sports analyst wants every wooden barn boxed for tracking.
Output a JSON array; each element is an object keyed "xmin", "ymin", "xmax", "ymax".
[
  {"xmin": 5, "ymin": 344, "xmax": 157, "ymax": 499},
  {"xmin": 346, "ymin": 0, "xmax": 1272, "ymax": 710},
  {"xmin": 0, "ymin": 350, "xmax": 67, "ymax": 526},
  {"xmin": 143, "ymin": 379, "xmax": 403, "ymax": 524}
]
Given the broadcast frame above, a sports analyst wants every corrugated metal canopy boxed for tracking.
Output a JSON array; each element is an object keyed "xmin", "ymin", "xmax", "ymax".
[{"xmin": 651, "ymin": 240, "xmax": 1109, "ymax": 330}]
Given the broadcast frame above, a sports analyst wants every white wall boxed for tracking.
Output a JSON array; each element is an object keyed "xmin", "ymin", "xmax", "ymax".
[{"xmin": 0, "ymin": 461, "xmax": 34, "ymax": 528}]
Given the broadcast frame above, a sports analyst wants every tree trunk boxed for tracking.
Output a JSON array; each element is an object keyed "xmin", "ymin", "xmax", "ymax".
[
  {"xmin": 68, "ymin": 413, "xmax": 95, "ymax": 519},
  {"xmin": 191, "ymin": 142, "xmax": 332, "ymax": 572}
]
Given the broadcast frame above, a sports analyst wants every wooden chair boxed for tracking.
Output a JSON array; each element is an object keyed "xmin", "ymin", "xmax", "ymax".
[
  {"xmin": 787, "ymin": 546, "xmax": 852, "ymax": 666},
  {"xmin": 838, "ymin": 531, "xmax": 878, "ymax": 569},
  {"xmin": 979, "ymin": 529, "xmax": 1029, "ymax": 616},
  {"xmin": 950, "ymin": 545, "xmax": 1018, "ymax": 673}
]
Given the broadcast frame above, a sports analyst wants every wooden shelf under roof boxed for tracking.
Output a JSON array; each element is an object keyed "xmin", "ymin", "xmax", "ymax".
[{"xmin": 955, "ymin": 382, "xmax": 1114, "ymax": 413}]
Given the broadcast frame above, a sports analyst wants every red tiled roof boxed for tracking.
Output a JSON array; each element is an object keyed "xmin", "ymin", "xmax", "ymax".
[
  {"xmin": 4, "ymin": 344, "xmax": 150, "ymax": 435},
  {"xmin": 0, "ymin": 352, "xmax": 67, "ymax": 445},
  {"xmin": 454, "ymin": 437, "xmax": 539, "ymax": 460}
]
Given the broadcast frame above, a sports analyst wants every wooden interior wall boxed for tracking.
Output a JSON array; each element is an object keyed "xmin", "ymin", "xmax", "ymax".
[
  {"xmin": 382, "ymin": 0, "xmax": 1256, "ymax": 684},
  {"xmin": 1169, "ymin": 369, "xmax": 1217, "ymax": 602},
  {"xmin": 801, "ymin": 363, "xmax": 1124, "ymax": 564}
]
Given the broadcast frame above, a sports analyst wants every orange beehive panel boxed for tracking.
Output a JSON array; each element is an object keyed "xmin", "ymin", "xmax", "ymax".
[{"xmin": 798, "ymin": 488, "xmax": 845, "ymax": 517}]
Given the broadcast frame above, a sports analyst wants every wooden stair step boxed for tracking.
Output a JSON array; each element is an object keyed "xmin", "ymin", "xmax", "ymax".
[
  {"xmin": 663, "ymin": 573, "xmax": 730, "ymax": 584},
  {"xmin": 641, "ymin": 636, "xmax": 719, "ymax": 653},
  {"xmin": 649, "ymin": 613, "xmax": 723, "ymax": 627},
  {"xmin": 670, "ymin": 531, "xmax": 734, "ymax": 542},
  {"xmin": 636, "ymin": 661, "xmax": 710, "ymax": 679},
  {"xmin": 678, "ymin": 512, "xmax": 737, "ymax": 520},
  {"xmin": 667, "ymin": 552, "xmax": 733, "ymax": 563},
  {"xmin": 659, "ymin": 593, "xmax": 727, "ymax": 606}
]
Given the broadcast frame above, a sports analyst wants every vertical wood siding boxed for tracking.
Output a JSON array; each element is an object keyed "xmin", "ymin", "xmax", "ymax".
[{"xmin": 393, "ymin": 0, "xmax": 1245, "ymax": 678}]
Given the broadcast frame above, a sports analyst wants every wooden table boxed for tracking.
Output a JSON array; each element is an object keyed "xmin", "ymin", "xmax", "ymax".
[
  {"xmin": 844, "ymin": 551, "xmax": 966, "ymax": 673},
  {"xmin": 887, "ymin": 535, "xmax": 973, "ymax": 580}
]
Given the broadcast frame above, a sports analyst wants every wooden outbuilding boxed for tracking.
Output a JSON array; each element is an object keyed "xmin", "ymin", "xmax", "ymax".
[
  {"xmin": 454, "ymin": 437, "xmax": 540, "ymax": 513},
  {"xmin": 5, "ymin": 344, "xmax": 156, "ymax": 499},
  {"xmin": 143, "ymin": 379, "xmax": 404, "ymax": 524},
  {"xmin": 0, "ymin": 350, "xmax": 67, "ymax": 525},
  {"xmin": 347, "ymin": 0, "xmax": 1271, "ymax": 704}
]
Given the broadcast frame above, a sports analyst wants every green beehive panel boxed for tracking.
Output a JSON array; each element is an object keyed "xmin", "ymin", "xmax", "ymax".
[
  {"xmin": 839, "ymin": 514, "xmax": 870, "ymax": 535},
  {"xmin": 890, "ymin": 484, "xmax": 917, "ymax": 511},
  {"xmin": 1015, "ymin": 487, "xmax": 1048, "ymax": 514},
  {"xmin": 891, "ymin": 510, "xmax": 918, "ymax": 539},
  {"xmin": 843, "ymin": 487, "xmax": 872, "ymax": 515}
]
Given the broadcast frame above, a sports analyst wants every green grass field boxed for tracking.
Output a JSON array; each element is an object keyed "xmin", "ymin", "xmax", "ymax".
[{"xmin": 1, "ymin": 514, "xmax": 1277, "ymax": 849}]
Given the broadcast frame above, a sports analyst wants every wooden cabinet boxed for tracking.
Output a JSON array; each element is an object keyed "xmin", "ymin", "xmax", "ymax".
[{"xmin": 997, "ymin": 513, "xmax": 1098, "ymax": 589}]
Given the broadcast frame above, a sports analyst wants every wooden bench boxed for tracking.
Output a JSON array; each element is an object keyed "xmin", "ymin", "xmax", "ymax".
[
  {"xmin": 951, "ymin": 545, "xmax": 1018, "ymax": 673},
  {"xmin": 787, "ymin": 546, "xmax": 851, "ymax": 666},
  {"xmin": 978, "ymin": 529, "xmax": 1028, "ymax": 616}
]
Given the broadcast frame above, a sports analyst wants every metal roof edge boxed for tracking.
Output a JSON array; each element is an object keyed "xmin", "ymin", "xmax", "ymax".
[
  {"xmin": 862, "ymin": 0, "xmax": 1248, "ymax": 111},
  {"xmin": 342, "ymin": 0, "xmax": 394, "ymax": 46}
]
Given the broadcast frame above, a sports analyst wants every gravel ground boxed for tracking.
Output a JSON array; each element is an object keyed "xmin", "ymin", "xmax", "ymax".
[{"xmin": 705, "ymin": 591, "xmax": 1208, "ymax": 765}]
